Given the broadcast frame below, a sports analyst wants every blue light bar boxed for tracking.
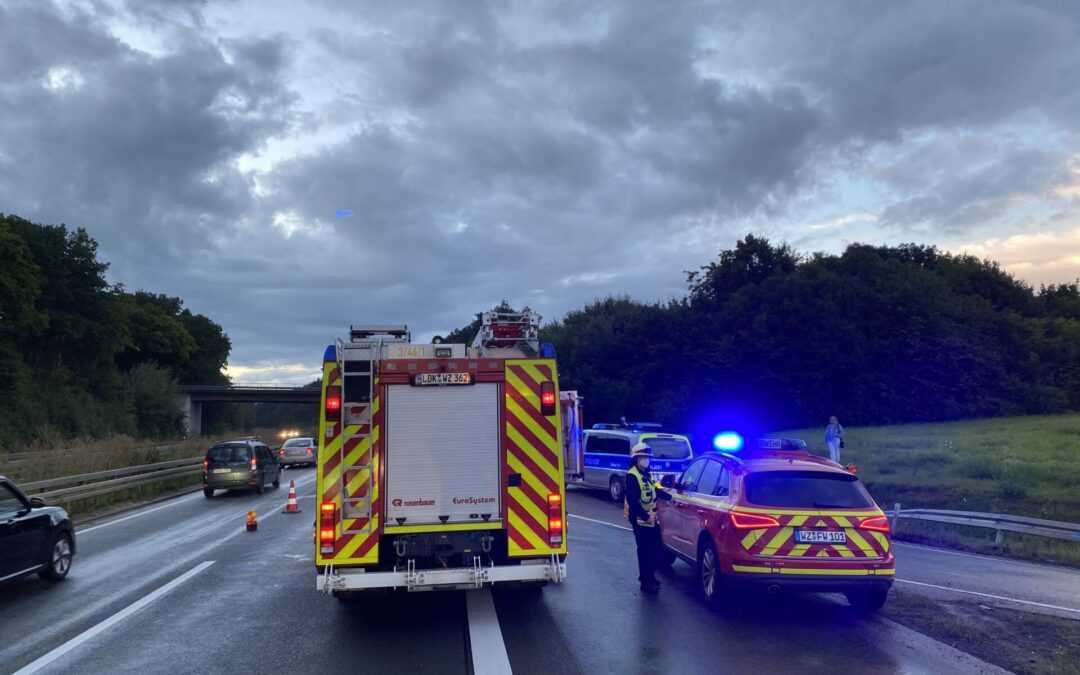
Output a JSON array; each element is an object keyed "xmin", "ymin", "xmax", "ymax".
[{"xmin": 712, "ymin": 431, "xmax": 744, "ymax": 452}]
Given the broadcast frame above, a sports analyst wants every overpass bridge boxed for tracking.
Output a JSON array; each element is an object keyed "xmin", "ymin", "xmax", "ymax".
[{"xmin": 179, "ymin": 383, "xmax": 321, "ymax": 436}]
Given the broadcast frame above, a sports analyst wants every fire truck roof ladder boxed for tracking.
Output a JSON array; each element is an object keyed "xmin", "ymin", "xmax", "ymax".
[
  {"xmin": 334, "ymin": 325, "xmax": 408, "ymax": 535},
  {"xmin": 471, "ymin": 311, "xmax": 541, "ymax": 357}
]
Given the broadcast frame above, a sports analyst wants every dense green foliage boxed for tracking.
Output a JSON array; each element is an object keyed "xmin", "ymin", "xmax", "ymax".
[
  {"xmin": 458, "ymin": 236, "xmax": 1080, "ymax": 439},
  {"xmin": 0, "ymin": 214, "xmax": 232, "ymax": 443}
]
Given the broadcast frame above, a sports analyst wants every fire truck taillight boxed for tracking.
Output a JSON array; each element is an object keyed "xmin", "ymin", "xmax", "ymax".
[
  {"xmin": 548, "ymin": 492, "xmax": 563, "ymax": 545},
  {"xmin": 325, "ymin": 385, "xmax": 342, "ymax": 422},
  {"xmin": 540, "ymin": 382, "xmax": 556, "ymax": 416},
  {"xmin": 859, "ymin": 515, "xmax": 891, "ymax": 533},
  {"xmin": 319, "ymin": 502, "xmax": 337, "ymax": 554},
  {"xmin": 730, "ymin": 512, "xmax": 780, "ymax": 530}
]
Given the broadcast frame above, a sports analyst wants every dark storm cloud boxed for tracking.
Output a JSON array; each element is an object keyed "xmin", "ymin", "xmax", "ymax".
[
  {"xmin": 258, "ymin": 0, "xmax": 823, "ymax": 342},
  {"xmin": 710, "ymin": 0, "xmax": 1080, "ymax": 140},
  {"xmin": 0, "ymin": 1, "xmax": 296, "ymax": 271},
  {"xmin": 2, "ymin": 0, "xmax": 1079, "ymax": 378}
]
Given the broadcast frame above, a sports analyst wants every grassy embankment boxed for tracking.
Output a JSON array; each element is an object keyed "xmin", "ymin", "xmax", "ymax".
[
  {"xmin": 0, "ymin": 428, "xmax": 291, "ymax": 519},
  {"xmin": 778, "ymin": 413, "xmax": 1080, "ymax": 566}
]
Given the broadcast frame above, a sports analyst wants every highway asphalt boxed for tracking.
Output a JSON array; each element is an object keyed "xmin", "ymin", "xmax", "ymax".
[{"xmin": 4, "ymin": 471, "xmax": 1074, "ymax": 674}]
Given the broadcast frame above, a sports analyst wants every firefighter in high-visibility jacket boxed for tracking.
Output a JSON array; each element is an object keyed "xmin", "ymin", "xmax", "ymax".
[{"xmin": 624, "ymin": 442, "xmax": 672, "ymax": 593}]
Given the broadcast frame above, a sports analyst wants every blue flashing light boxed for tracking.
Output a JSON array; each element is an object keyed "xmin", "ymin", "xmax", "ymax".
[
  {"xmin": 712, "ymin": 431, "xmax": 744, "ymax": 452},
  {"xmin": 539, "ymin": 342, "xmax": 557, "ymax": 359},
  {"xmin": 322, "ymin": 344, "xmax": 335, "ymax": 362}
]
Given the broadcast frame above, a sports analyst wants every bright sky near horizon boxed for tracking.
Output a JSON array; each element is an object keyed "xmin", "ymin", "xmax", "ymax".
[{"xmin": 2, "ymin": 0, "xmax": 1078, "ymax": 384}]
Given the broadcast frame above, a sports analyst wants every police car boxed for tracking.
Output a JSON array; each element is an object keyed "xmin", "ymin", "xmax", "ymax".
[
  {"xmin": 579, "ymin": 422, "xmax": 695, "ymax": 502},
  {"xmin": 656, "ymin": 437, "xmax": 894, "ymax": 610}
]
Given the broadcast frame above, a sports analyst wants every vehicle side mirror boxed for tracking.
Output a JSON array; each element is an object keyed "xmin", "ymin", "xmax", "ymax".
[
  {"xmin": 30, "ymin": 497, "xmax": 46, "ymax": 508},
  {"xmin": 660, "ymin": 475, "xmax": 676, "ymax": 489}
]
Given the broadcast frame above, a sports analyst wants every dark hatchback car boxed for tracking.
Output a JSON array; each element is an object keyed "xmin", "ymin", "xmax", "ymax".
[
  {"xmin": 202, "ymin": 440, "xmax": 281, "ymax": 497},
  {"xmin": 0, "ymin": 476, "xmax": 76, "ymax": 584}
]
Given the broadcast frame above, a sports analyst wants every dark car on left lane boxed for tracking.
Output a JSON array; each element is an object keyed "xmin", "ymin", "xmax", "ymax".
[{"xmin": 0, "ymin": 476, "xmax": 76, "ymax": 584}]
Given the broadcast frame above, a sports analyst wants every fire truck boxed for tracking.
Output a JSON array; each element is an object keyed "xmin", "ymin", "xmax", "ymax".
[{"xmin": 315, "ymin": 311, "xmax": 568, "ymax": 597}]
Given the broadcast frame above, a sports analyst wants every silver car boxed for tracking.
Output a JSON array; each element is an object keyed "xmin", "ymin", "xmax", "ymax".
[{"xmin": 278, "ymin": 437, "xmax": 317, "ymax": 468}]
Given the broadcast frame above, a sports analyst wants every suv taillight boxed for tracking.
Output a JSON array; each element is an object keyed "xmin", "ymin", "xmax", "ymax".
[
  {"xmin": 730, "ymin": 512, "xmax": 780, "ymax": 530},
  {"xmin": 859, "ymin": 515, "xmax": 890, "ymax": 533},
  {"xmin": 202, "ymin": 459, "xmax": 208, "ymax": 472},
  {"xmin": 250, "ymin": 457, "xmax": 257, "ymax": 471}
]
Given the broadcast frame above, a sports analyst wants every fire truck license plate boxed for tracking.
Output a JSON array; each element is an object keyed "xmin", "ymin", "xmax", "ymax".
[
  {"xmin": 414, "ymin": 372, "xmax": 472, "ymax": 386},
  {"xmin": 795, "ymin": 530, "xmax": 847, "ymax": 544}
]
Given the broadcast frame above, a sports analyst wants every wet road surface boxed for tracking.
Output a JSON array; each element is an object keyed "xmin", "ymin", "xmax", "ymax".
[{"xmin": 0, "ymin": 475, "xmax": 1040, "ymax": 674}]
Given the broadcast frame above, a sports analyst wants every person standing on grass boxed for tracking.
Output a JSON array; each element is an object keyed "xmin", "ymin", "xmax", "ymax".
[{"xmin": 825, "ymin": 416, "xmax": 844, "ymax": 462}]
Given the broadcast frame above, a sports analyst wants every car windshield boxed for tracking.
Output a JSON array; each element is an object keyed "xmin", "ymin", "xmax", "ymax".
[
  {"xmin": 644, "ymin": 437, "xmax": 691, "ymax": 459},
  {"xmin": 208, "ymin": 445, "xmax": 253, "ymax": 462},
  {"xmin": 744, "ymin": 471, "xmax": 872, "ymax": 509},
  {"xmin": 283, "ymin": 439, "xmax": 311, "ymax": 447}
]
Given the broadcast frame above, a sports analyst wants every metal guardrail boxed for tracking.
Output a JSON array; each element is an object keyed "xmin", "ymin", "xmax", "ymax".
[
  {"xmin": 22, "ymin": 457, "xmax": 203, "ymax": 504},
  {"xmin": 18, "ymin": 442, "xmax": 284, "ymax": 504},
  {"xmin": 888, "ymin": 503, "xmax": 1080, "ymax": 546}
]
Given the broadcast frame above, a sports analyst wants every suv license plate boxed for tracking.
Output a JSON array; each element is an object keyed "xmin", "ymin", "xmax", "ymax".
[
  {"xmin": 212, "ymin": 468, "xmax": 230, "ymax": 473},
  {"xmin": 795, "ymin": 529, "xmax": 847, "ymax": 544}
]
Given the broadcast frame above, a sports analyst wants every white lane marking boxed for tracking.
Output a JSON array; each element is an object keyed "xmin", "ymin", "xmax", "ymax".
[
  {"xmin": 466, "ymin": 589, "xmax": 513, "ymax": 675},
  {"xmin": 12, "ymin": 560, "xmax": 216, "ymax": 675},
  {"xmin": 894, "ymin": 579, "xmax": 1080, "ymax": 614},
  {"xmin": 0, "ymin": 566, "xmax": 43, "ymax": 583},
  {"xmin": 77, "ymin": 474, "xmax": 318, "ymax": 535},
  {"xmin": 569, "ymin": 513, "xmax": 631, "ymax": 532},
  {"xmin": 893, "ymin": 541, "xmax": 1080, "ymax": 573}
]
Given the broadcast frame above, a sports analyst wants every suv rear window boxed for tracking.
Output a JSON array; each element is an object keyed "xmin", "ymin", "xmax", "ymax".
[
  {"xmin": 283, "ymin": 439, "xmax": 312, "ymax": 448},
  {"xmin": 744, "ymin": 471, "xmax": 872, "ymax": 509},
  {"xmin": 644, "ymin": 437, "xmax": 691, "ymax": 460},
  {"xmin": 208, "ymin": 444, "xmax": 253, "ymax": 462}
]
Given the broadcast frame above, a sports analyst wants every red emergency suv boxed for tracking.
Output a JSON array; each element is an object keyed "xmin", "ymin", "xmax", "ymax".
[{"xmin": 656, "ymin": 439, "xmax": 894, "ymax": 610}]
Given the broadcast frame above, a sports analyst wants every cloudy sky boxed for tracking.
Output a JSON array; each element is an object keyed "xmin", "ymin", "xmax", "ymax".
[{"xmin": 2, "ymin": 0, "xmax": 1078, "ymax": 384}]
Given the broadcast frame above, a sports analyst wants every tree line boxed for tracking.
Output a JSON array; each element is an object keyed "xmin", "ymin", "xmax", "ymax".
[
  {"xmin": 456, "ymin": 236, "xmax": 1080, "ymax": 440},
  {"xmin": 0, "ymin": 214, "xmax": 236, "ymax": 443}
]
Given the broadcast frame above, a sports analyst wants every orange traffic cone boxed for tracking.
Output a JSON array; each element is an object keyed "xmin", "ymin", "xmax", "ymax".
[
  {"xmin": 282, "ymin": 480, "xmax": 301, "ymax": 514},
  {"xmin": 246, "ymin": 510, "xmax": 258, "ymax": 531}
]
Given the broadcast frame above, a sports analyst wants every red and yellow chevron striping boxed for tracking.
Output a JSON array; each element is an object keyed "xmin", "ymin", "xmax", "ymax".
[
  {"xmin": 504, "ymin": 360, "xmax": 566, "ymax": 557},
  {"xmin": 739, "ymin": 513, "xmax": 889, "ymax": 559},
  {"xmin": 316, "ymin": 363, "xmax": 381, "ymax": 566}
]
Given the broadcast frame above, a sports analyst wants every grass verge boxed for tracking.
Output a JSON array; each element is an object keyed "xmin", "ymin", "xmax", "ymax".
[{"xmin": 883, "ymin": 585, "xmax": 1080, "ymax": 674}]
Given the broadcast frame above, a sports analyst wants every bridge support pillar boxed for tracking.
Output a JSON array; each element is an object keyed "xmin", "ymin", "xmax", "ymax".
[{"xmin": 182, "ymin": 394, "xmax": 203, "ymax": 437}]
